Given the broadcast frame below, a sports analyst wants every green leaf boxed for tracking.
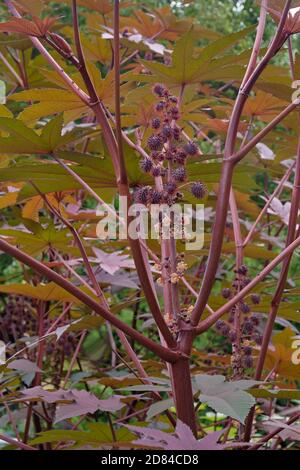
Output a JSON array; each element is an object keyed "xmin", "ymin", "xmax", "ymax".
[
  {"xmin": 140, "ymin": 26, "xmax": 255, "ymax": 85},
  {"xmin": 0, "ymin": 81, "xmax": 6, "ymax": 104},
  {"xmin": 40, "ymin": 114, "xmax": 64, "ymax": 151},
  {"xmin": 0, "ymin": 117, "xmax": 48, "ymax": 153},
  {"xmin": 146, "ymin": 398, "xmax": 174, "ymax": 420},
  {"xmin": 250, "ymin": 388, "xmax": 300, "ymax": 400},
  {"xmin": 0, "ymin": 282, "xmax": 83, "ymax": 304},
  {"xmin": 194, "ymin": 375, "xmax": 260, "ymax": 424}
]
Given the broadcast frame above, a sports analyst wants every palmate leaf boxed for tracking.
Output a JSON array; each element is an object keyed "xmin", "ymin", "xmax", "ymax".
[
  {"xmin": 127, "ymin": 421, "xmax": 246, "ymax": 450},
  {"xmin": 9, "ymin": 88, "xmax": 85, "ymax": 123},
  {"xmin": 0, "ymin": 17, "xmax": 58, "ymax": 38},
  {"xmin": 29, "ymin": 422, "xmax": 135, "ymax": 447},
  {"xmin": 0, "ymin": 115, "xmax": 85, "ymax": 153},
  {"xmin": 20, "ymin": 387, "xmax": 124, "ymax": 424},
  {"xmin": 264, "ymin": 328, "xmax": 300, "ymax": 380},
  {"xmin": 0, "ymin": 282, "xmax": 84, "ymax": 304},
  {"xmin": 0, "ymin": 117, "xmax": 49, "ymax": 153},
  {"xmin": 140, "ymin": 26, "xmax": 255, "ymax": 86},
  {"xmin": 194, "ymin": 375, "xmax": 260, "ymax": 424},
  {"xmin": 0, "ymin": 159, "xmax": 117, "ymax": 202}
]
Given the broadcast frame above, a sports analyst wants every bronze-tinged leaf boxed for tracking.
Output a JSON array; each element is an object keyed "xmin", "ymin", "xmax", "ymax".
[{"xmin": 0, "ymin": 16, "xmax": 57, "ymax": 38}]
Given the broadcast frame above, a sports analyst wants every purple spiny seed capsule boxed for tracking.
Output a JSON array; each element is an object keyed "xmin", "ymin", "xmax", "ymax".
[
  {"xmin": 241, "ymin": 302, "xmax": 250, "ymax": 314},
  {"xmin": 150, "ymin": 151, "xmax": 160, "ymax": 161},
  {"xmin": 165, "ymin": 149, "xmax": 173, "ymax": 161},
  {"xmin": 155, "ymin": 101, "xmax": 165, "ymax": 112},
  {"xmin": 216, "ymin": 320, "xmax": 225, "ymax": 331},
  {"xmin": 151, "ymin": 166, "xmax": 161, "ymax": 177},
  {"xmin": 162, "ymin": 125, "xmax": 173, "ymax": 138},
  {"xmin": 173, "ymin": 126, "xmax": 181, "ymax": 140},
  {"xmin": 172, "ymin": 167, "xmax": 186, "ymax": 182},
  {"xmin": 169, "ymin": 95, "xmax": 178, "ymax": 103},
  {"xmin": 151, "ymin": 190, "xmax": 162, "ymax": 204},
  {"xmin": 170, "ymin": 106, "xmax": 179, "ymax": 119},
  {"xmin": 250, "ymin": 314, "xmax": 260, "ymax": 326},
  {"xmin": 222, "ymin": 288, "xmax": 231, "ymax": 299},
  {"xmin": 238, "ymin": 264, "xmax": 248, "ymax": 276},
  {"xmin": 176, "ymin": 150, "xmax": 187, "ymax": 165},
  {"xmin": 165, "ymin": 182, "xmax": 177, "ymax": 194},
  {"xmin": 220, "ymin": 324, "xmax": 230, "ymax": 336},
  {"xmin": 135, "ymin": 187, "xmax": 150, "ymax": 205},
  {"xmin": 191, "ymin": 181, "xmax": 207, "ymax": 199},
  {"xmin": 243, "ymin": 355, "xmax": 253, "ymax": 368},
  {"xmin": 151, "ymin": 117, "xmax": 161, "ymax": 129},
  {"xmin": 254, "ymin": 333, "xmax": 263, "ymax": 345},
  {"xmin": 243, "ymin": 346, "xmax": 252, "ymax": 356},
  {"xmin": 140, "ymin": 157, "xmax": 153, "ymax": 173},
  {"xmin": 147, "ymin": 134, "xmax": 163, "ymax": 151},
  {"xmin": 243, "ymin": 320, "xmax": 254, "ymax": 334},
  {"xmin": 153, "ymin": 83, "xmax": 165, "ymax": 97},
  {"xmin": 251, "ymin": 294, "xmax": 260, "ymax": 305},
  {"xmin": 184, "ymin": 141, "xmax": 198, "ymax": 156}
]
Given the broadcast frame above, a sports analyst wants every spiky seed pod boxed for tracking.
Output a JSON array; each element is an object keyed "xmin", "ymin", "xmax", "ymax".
[
  {"xmin": 159, "ymin": 133, "xmax": 168, "ymax": 144},
  {"xmin": 175, "ymin": 149, "xmax": 187, "ymax": 165},
  {"xmin": 191, "ymin": 181, "xmax": 207, "ymax": 199},
  {"xmin": 162, "ymin": 125, "xmax": 172, "ymax": 138},
  {"xmin": 48, "ymin": 32, "xmax": 73, "ymax": 55},
  {"xmin": 170, "ymin": 106, "xmax": 179, "ymax": 119},
  {"xmin": 216, "ymin": 320, "xmax": 225, "ymax": 331},
  {"xmin": 250, "ymin": 314, "xmax": 260, "ymax": 326},
  {"xmin": 169, "ymin": 95, "xmax": 178, "ymax": 103},
  {"xmin": 222, "ymin": 288, "xmax": 231, "ymax": 299},
  {"xmin": 241, "ymin": 302, "xmax": 250, "ymax": 314},
  {"xmin": 151, "ymin": 117, "xmax": 161, "ymax": 129},
  {"xmin": 147, "ymin": 134, "xmax": 163, "ymax": 151},
  {"xmin": 173, "ymin": 126, "xmax": 181, "ymax": 140},
  {"xmin": 243, "ymin": 355, "xmax": 253, "ymax": 368},
  {"xmin": 254, "ymin": 333, "xmax": 263, "ymax": 345},
  {"xmin": 243, "ymin": 346, "xmax": 252, "ymax": 356},
  {"xmin": 165, "ymin": 150, "xmax": 173, "ymax": 161},
  {"xmin": 164, "ymin": 182, "xmax": 177, "ymax": 194},
  {"xmin": 172, "ymin": 167, "xmax": 186, "ymax": 182},
  {"xmin": 220, "ymin": 324, "xmax": 230, "ymax": 336},
  {"xmin": 251, "ymin": 294, "xmax": 261, "ymax": 305},
  {"xmin": 238, "ymin": 264, "xmax": 248, "ymax": 276},
  {"xmin": 151, "ymin": 166, "xmax": 161, "ymax": 177},
  {"xmin": 140, "ymin": 157, "xmax": 153, "ymax": 173},
  {"xmin": 155, "ymin": 101, "xmax": 165, "ymax": 112},
  {"xmin": 243, "ymin": 277, "xmax": 251, "ymax": 287},
  {"xmin": 243, "ymin": 320, "xmax": 254, "ymax": 334},
  {"xmin": 135, "ymin": 186, "xmax": 150, "ymax": 205},
  {"xmin": 151, "ymin": 190, "xmax": 162, "ymax": 204},
  {"xmin": 153, "ymin": 83, "xmax": 165, "ymax": 97},
  {"xmin": 150, "ymin": 151, "xmax": 160, "ymax": 161},
  {"xmin": 184, "ymin": 141, "xmax": 198, "ymax": 156}
]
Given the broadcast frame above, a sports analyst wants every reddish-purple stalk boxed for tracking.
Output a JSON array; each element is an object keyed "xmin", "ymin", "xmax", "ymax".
[
  {"xmin": 191, "ymin": 0, "xmax": 292, "ymax": 331},
  {"xmin": 2, "ymin": 0, "xmax": 300, "ymax": 438},
  {"xmin": 0, "ymin": 237, "xmax": 178, "ymax": 363},
  {"xmin": 244, "ymin": 36, "xmax": 300, "ymax": 441}
]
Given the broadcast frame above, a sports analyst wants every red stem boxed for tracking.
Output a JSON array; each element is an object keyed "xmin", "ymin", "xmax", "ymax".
[{"xmin": 0, "ymin": 237, "xmax": 179, "ymax": 363}]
